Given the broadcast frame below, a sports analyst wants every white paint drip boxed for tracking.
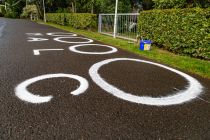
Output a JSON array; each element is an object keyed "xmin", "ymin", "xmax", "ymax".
[
  {"xmin": 47, "ymin": 32, "xmax": 77, "ymax": 37},
  {"xmin": 28, "ymin": 37, "xmax": 48, "ymax": 42},
  {"xmin": 69, "ymin": 44, "xmax": 118, "ymax": 55},
  {"xmin": 26, "ymin": 33, "xmax": 43, "ymax": 36},
  {"xmin": 53, "ymin": 37, "xmax": 94, "ymax": 44},
  {"xmin": 15, "ymin": 73, "xmax": 89, "ymax": 104},
  {"xmin": 89, "ymin": 58, "xmax": 204, "ymax": 106},
  {"xmin": 33, "ymin": 49, "xmax": 64, "ymax": 55}
]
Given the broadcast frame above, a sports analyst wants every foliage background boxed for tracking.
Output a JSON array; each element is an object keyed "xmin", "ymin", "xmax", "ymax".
[
  {"xmin": 2, "ymin": 0, "xmax": 210, "ymax": 18},
  {"xmin": 152, "ymin": 0, "xmax": 210, "ymax": 9}
]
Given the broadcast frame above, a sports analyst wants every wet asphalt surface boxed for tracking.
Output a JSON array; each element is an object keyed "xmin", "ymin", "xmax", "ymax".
[{"xmin": 0, "ymin": 18, "xmax": 210, "ymax": 140}]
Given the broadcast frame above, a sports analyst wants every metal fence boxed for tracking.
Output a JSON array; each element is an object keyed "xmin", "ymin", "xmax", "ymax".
[{"xmin": 98, "ymin": 13, "xmax": 139, "ymax": 41}]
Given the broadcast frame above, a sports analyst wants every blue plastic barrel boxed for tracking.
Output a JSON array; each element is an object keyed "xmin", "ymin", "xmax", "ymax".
[{"xmin": 140, "ymin": 40, "xmax": 152, "ymax": 51}]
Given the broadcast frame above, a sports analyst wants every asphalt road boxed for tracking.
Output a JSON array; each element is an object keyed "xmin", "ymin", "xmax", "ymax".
[{"xmin": 0, "ymin": 18, "xmax": 210, "ymax": 140}]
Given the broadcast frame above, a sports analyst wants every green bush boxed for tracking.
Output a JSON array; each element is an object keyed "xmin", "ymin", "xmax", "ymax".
[
  {"xmin": 0, "ymin": 6, "xmax": 6, "ymax": 17},
  {"xmin": 46, "ymin": 13, "xmax": 65, "ymax": 25},
  {"xmin": 4, "ymin": 12, "xmax": 19, "ymax": 18},
  {"xmin": 65, "ymin": 13, "xmax": 97, "ymax": 29},
  {"xmin": 46, "ymin": 13, "xmax": 97, "ymax": 29},
  {"xmin": 0, "ymin": 12, "xmax": 3, "ymax": 17},
  {"xmin": 138, "ymin": 8, "xmax": 210, "ymax": 60}
]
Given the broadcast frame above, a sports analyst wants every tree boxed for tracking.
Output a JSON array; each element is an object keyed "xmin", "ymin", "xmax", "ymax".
[
  {"xmin": 186, "ymin": 0, "xmax": 210, "ymax": 8},
  {"xmin": 5, "ymin": 0, "xmax": 25, "ymax": 18},
  {"xmin": 32, "ymin": 0, "xmax": 153, "ymax": 19},
  {"xmin": 152, "ymin": 0, "xmax": 210, "ymax": 9},
  {"xmin": 21, "ymin": 4, "xmax": 38, "ymax": 18}
]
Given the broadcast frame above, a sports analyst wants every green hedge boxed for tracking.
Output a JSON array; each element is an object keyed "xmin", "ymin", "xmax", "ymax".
[
  {"xmin": 138, "ymin": 8, "xmax": 210, "ymax": 60},
  {"xmin": 46, "ymin": 13, "xmax": 65, "ymax": 25},
  {"xmin": 46, "ymin": 13, "xmax": 97, "ymax": 29}
]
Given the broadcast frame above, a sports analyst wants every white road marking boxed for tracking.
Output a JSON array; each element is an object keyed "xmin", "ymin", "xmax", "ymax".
[
  {"xmin": 28, "ymin": 37, "xmax": 48, "ymax": 42},
  {"xmin": 26, "ymin": 33, "xmax": 43, "ymax": 36},
  {"xmin": 15, "ymin": 73, "xmax": 89, "ymax": 104},
  {"xmin": 33, "ymin": 49, "xmax": 64, "ymax": 55},
  {"xmin": 69, "ymin": 44, "xmax": 118, "ymax": 55},
  {"xmin": 89, "ymin": 58, "xmax": 204, "ymax": 106},
  {"xmin": 54, "ymin": 37, "xmax": 94, "ymax": 44},
  {"xmin": 47, "ymin": 32, "xmax": 77, "ymax": 37}
]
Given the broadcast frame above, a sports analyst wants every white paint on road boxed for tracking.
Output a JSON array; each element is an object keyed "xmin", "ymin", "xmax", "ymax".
[
  {"xmin": 89, "ymin": 58, "xmax": 204, "ymax": 106},
  {"xmin": 15, "ymin": 74, "xmax": 89, "ymax": 104},
  {"xmin": 69, "ymin": 44, "xmax": 118, "ymax": 55},
  {"xmin": 33, "ymin": 49, "xmax": 64, "ymax": 55},
  {"xmin": 26, "ymin": 33, "xmax": 43, "ymax": 36},
  {"xmin": 54, "ymin": 37, "xmax": 94, "ymax": 44},
  {"xmin": 47, "ymin": 32, "xmax": 77, "ymax": 37},
  {"xmin": 28, "ymin": 37, "xmax": 49, "ymax": 42}
]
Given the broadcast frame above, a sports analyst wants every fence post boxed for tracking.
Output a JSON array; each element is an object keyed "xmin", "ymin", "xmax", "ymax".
[
  {"xmin": 43, "ymin": 0, "xmax": 46, "ymax": 22},
  {"xmin": 113, "ymin": 0, "xmax": 118, "ymax": 38},
  {"xmin": 98, "ymin": 14, "xmax": 102, "ymax": 33}
]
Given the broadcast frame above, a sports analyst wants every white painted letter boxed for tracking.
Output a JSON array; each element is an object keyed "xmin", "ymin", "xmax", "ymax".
[
  {"xmin": 33, "ymin": 49, "xmax": 64, "ymax": 55},
  {"xmin": 28, "ymin": 37, "xmax": 48, "ymax": 42},
  {"xmin": 47, "ymin": 32, "xmax": 77, "ymax": 37},
  {"xmin": 15, "ymin": 74, "xmax": 89, "ymax": 104},
  {"xmin": 89, "ymin": 58, "xmax": 204, "ymax": 106},
  {"xmin": 54, "ymin": 37, "xmax": 94, "ymax": 44},
  {"xmin": 26, "ymin": 33, "xmax": 43, "ymax": 36},
  {"xmin": 69, "ymin": 44, "xmax": 118, "ymax": 55}
]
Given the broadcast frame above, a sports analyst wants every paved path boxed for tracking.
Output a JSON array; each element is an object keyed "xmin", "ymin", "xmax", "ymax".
[{"xmin": 0, "ymin": 18, "xmax": 210, "ymax": 139}]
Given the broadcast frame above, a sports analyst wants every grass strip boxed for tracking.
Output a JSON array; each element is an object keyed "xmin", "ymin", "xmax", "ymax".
[{"xmin": 38, "ymin": 21, "xmax": 210, "ymax": 79}]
